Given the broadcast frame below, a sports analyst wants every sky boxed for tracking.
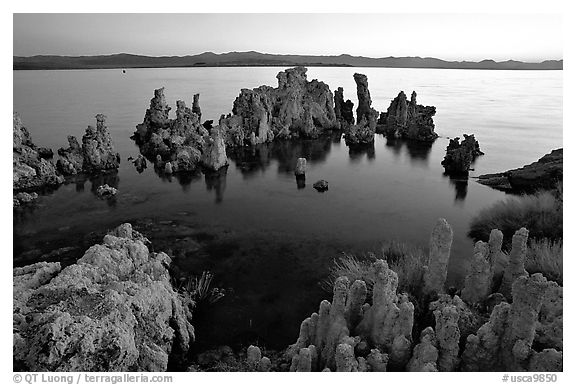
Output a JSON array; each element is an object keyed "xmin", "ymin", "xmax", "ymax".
[{"xmin": 13, "ymin": 13, "xmax": 562, "ymax": 62}]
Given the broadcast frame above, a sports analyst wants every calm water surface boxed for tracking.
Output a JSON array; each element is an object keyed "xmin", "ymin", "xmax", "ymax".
[{"xmin": 13, "ymin": 67, "xmax": 562, "ymax": 350}]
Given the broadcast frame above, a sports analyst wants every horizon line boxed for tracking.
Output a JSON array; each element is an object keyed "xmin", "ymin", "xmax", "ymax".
[{"xmin": 13, "ymin": 50, "xmax": 564, "ymax": 64}]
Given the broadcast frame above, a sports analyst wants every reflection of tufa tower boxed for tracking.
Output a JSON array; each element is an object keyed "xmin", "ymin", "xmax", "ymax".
[{"xmin": 205, "ymin": 166, "xmax": 227, "ymax": 203}]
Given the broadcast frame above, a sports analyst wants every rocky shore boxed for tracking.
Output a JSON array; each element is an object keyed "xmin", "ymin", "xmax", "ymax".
[{"xmin": 477, "ymin": 149, "xmax": 563, "ymax": 192}]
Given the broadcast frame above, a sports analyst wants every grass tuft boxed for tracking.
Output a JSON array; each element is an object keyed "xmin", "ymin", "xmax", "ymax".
[
  {"xmin": 526, "ymin": 238, "xmax": 563, "ymax": 285},
  {"xmin": 469, "ymin": 188, "xmax": 562, "ymax": 245}
]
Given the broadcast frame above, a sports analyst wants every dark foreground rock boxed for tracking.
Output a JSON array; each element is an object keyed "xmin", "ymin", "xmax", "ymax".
[
  {"xmin": 378, "ymin": 91, "xmax": 438, "ymax": 142},
  {"xmin": 13, "ymin": 223, "xmax": 195, "ymax": 371},
  {"xmin": 441, "ymin": 134, "xmax": 484, "ymax": 175},
  {"xmin": 13, "ymin": 113, "xmax": 64, "ymax": 192},
  {"xmin": 56, "ymin": 114, "xmax": 120, "ymax": 175},
  {"xmin": 313, "ymin": 180, "xmax": 329, "ymax": 192},
  {"xmin": 219, "ymin": 66, "xmax": 338, "ymax": 145},
  {"xmin": 477, "ymin": 149, "xmax": 562, "ymax": 192}
]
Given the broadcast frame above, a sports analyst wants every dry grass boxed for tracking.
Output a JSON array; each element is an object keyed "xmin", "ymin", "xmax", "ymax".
[
  {"xmin": 176, "ymin": 271, "xmax": 225, "ymax": 307},
  {"xmin": 469, "ymin": 189, "xmax": 562, "ymax": 245},
  {"xmin": 526, "ymin": 238, "xmax": 563, "ymax": 285},
  {"xmin": 321, "ymin": 240, "xmax": 427, "ymax": 298}
]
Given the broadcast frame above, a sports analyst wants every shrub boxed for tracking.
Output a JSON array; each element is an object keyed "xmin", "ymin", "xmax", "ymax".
[
  {"xmin": 321, "ymin": 241, "xmax": 427, "ymax": 298},
  {"xmin": 526, "ymin": 238, "xmax": 563, "ymax": 285},
  {"xmin": 469, "ymin": 189, "xmax": 562, "ymax": 246},
  {"xmin": 176, "ymin": 271, "xmax": 225, "ymax": 309}
]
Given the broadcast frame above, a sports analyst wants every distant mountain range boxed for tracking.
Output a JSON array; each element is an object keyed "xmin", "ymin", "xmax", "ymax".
[{"xmin": 13, "ymin": 51, "xmax": 563, "ymax": 71}]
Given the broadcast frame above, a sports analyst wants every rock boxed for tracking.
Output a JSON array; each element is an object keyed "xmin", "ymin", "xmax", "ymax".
[
  {"xmin": 344, "ymin": 116, "xmax": 377, "ymax": 145},
  {"xmin": 133, "ymin": 154, "xmax": 147, "ymax": 173},
  {"xmin": 441, "ymin": 134, "xmax": 484, "ymax": 175},
  {"xmin": 535, "ymin": 282, "xmax": 562, "ymax": 350},
  {"xmin": 499, "ymin": 228, "xmax": 529, "ymax": 301},
  {"xmin": 356, "ymin": 260, "xmax": 414, "ymax": 357},
  {"xmin": 95, "ymin": 184, "xmax": 117, "ymax": 198},
  {"xmin": 133, "ymin": 89, "xmax": 206, "ymax": 172},
  {"xmin": 258, "ymin": 356, "xmax": 272, "ymax": 372},
  {"xmin": 247, "ymin": 345, "xmax": 262, "ymax": 368},
  {"xmin": 13, "ymin": 192, "xmax": 39, "ymax": 207},
  {"xmin": 81, "ymin": 114, "xmax": 121, "ymax": 173},
  {"xmin": 313, "ymin": 180, "xmax": 329, "ymax": 192},
  {"xmin": 407, "ymin": 327, "xmax": 439, "ymax": 372},
  {"xmin": 462, "ymin": 273, "xmax": 560, "ymax": 372},
  {"xmin": 488, "ymin": 229, "xmax": 508, "ymax": 292},
  {"xmin": 57, "ymin": 115, "xmax": 120, "ymax": 175},
  {"xmin": 353, "ymin": 73, "xmax": 375, "ymax": 124},
  {"xmin": 423, "ymin": 218, "xmax": 453, "ymax": 295},
  {"xmin": 13, "ymin": 112, "xmax": 64, "ymax": 192},
  {"xmin": 344, "ymin": 74, "xmax": 378, "ymax": 145},
  {"xmin": 220, "ymin": 66, "xmax": 338, "ymax": 144},
  {"xmin": 192, "ymin": 94, "xmax": 202, "ymax": 121},
  {"xmin": 477, "ymin": 149, "xmax": 562, "ymax": 192},
  {"xmin": 164, "ymin": 162, "xmax": 173, "ymax": 174},
  {"xmin": 378, "ymin": 91, "xmax": 438, "ymax": 141},
  {"xmin": 334, "ymin": 87, "xmax": 354, "ymax": 127},
  {"xmin": 37, "ymin": 147, "xmax": 54, "ymax": 159},
  {"xmin": 434, "ymin": 305, "xmax": 460, "ymax": 371},
  {"xmin": 335, "ymin": 343, "xmax": 358, "ymax": 372},
  {"xmin": 56, "ymin": 136, "xmax": 84, "ymax": 175},
  {"xmin": 13, "ymin": 224, "xmax": 195, "ymax": 372},
  {"xmin": 295, "ymin": 157, "xmax": 307, "ymax": 176},
  {"xmin": 366, "ymin": 348, "xmax": 388, "ymax": 372},
  {"xmin": 461, "ymin": 241, "xmax": 492, "ymax": 305},
  {"xmin": 201, "ymin": 126, "xmax": 228, "ymax": 171}
]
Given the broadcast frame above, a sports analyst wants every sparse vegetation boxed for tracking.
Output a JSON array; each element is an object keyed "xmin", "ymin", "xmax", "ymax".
[
  {"xmin": 526, "ymin": 238, "xmax": 563, "ymax": 285},
  {"xmin": 176, "ymin": 271, "xmax": 226, "ymax": 309},
  {"xmin": 469, "ymin": 187, "xmax": 562, "ymax": 246},
  {"xmin": 321, "ymin": 240, "xmax": 427, "ymax": 298}
]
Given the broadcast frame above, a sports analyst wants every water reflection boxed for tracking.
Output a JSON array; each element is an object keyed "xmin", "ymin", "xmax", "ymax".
[
  {"xmin": 227, "ymin": 135, "xmax": 335, "ymax": 177},
  {"xmin": 384, "ymin": 137, "xmax": 432, "ymax": 166},
  {"xmin": 348, "ymin": 143, "xmax": 376, "ymax": 162},
  {"xmin": 204, "ymin": 167, "xmax": 228, "ymax": 203},
  {"xmin": 444, "ymin": 174, "xmax": 469, "ymax": 203}
]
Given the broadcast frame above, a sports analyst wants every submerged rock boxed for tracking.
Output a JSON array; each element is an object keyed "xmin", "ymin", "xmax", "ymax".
[
  {"xmin": 313, "ymin": 180, "xmax": 329, "ymax": 192},
  {"xmin": 13, "ymin": 113, "xmax": 64, "ymax": 192},
  {"xmin": 13, "ymin": 224, "xmax": 195, "ymax": 372},
  {"xmin": 441, "ymin": 134, "xmax": 484, "ymax": 175},
  {"xmin": 477, "ymin": 149, "xmax": 562, "ymax": 192},
  {"xmin": 95, "ymin": 184, "xmax": 118, "ymax": 198},
  {"xmin": 220, "ymin": 66, "xmax": 338, "ymax": 144},
  {"xmin": 378, "ymin": 91, "xmax": 438, "ymax": 142}
]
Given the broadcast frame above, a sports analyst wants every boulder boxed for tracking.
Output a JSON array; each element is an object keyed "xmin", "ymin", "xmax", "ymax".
[
  {"xmin": 95, "ymin": 184, "xmax": 118, "ymax": 198},
  {"xmin": 13, "ymin": 192, "xmax": 39, "ymax": 207},
  {"xmin": 477, "ymin": 149, "xmax": 562, "ymax": 192},
  {"xmin": 13, "ymin": 224, "xmax": 195, "ymax": 372},
  {"xmin": 313, "ymin": 180, "xmax": 329, "ymax": 192}
]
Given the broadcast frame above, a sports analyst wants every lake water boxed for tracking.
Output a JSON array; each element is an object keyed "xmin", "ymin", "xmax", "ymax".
[{"xmin": 13, "ymin": 67, "xmax": 562, "ymax": 351}]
